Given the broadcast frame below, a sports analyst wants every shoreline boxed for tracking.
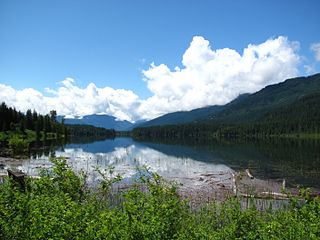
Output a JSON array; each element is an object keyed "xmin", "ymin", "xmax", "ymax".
[{"xmin": 1, "ymin": 156, "xmax": 314, "ymax": 206}]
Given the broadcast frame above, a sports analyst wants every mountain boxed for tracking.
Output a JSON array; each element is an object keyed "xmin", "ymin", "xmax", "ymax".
[
  {"xmin": 57, "ymin": 114, "xmax": 133, "ymax": 131},
  {"xmin": 262, "ymin": 91, "xmax": 320, "ymax": 125},
  {"xmin": 58, "ymin": 74, "xmax": 320, "ymax": 131},
  {"xmin": 138, "ymin": 73, "xmax": 320, "ymax": 127},
  {"xmin": 125, "ymin": 119, "xmax": 148, "ymax": 130},
  {"xmin": 208, "ymin": 73, "xmax": 320, "ymax": 123},
  {"xmin": 137, "ymin": 105, "xmax": 224, "ymax": 128}
]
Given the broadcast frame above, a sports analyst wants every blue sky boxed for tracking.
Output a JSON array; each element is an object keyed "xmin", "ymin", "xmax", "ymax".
[{"xmin": 0, "ymin": 0, "xmax": 320, "ymax": 121}]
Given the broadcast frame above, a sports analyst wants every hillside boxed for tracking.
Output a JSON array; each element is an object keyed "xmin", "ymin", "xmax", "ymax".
[
  {"xmin": 209, "ymin": 73, "xmax": 320, "ymax": 123},
  {"xmin": 137, "ymin": 105, "xmax": 224, "ymax": 128},
  {"xmin": 137, "ymin": 73, "xmax": 320, "ymax": 127}
]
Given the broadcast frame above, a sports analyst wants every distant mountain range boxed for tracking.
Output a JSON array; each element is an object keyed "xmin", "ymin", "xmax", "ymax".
[
  {"xmin": 58, "ymin": 73, "xmax": 320, "ymax": 131},
  {"xmin": 57, "ymin": 114, "xmax": 134, "ymax": 131},
  {"xmin": 137, "ymin": 73, "xmax": 320, "ymax": 127}
]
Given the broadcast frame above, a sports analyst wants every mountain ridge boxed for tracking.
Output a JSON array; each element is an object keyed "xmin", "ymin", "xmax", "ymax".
[
  {"xmin": 137, "ymin": 73, "xmax": 320, "ymax": 128},
  {"xmin": 57, "ymin": 73, "xmax": 320, "ymax": 131}
]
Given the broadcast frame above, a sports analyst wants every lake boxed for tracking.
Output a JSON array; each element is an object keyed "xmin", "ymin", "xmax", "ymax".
[{"xmin": 2, "ymin": 137, "xmax": 320, "ymax": 190}]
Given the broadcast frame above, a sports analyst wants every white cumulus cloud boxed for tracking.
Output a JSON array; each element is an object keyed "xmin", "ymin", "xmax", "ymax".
[
  {"xmin": 139, "ymin": 36, "xmax": 300, "ymax": 119},
  {"xmin": 310, "ymin": 42, "xmax": 320, "ymax": 61},
  {"xmin": 0, "ymin": 36, "xmax": 301, "ymax": 122},
  {"xmin": 0, "ymin": 79, "xmax": 140, "ymax": 122}
]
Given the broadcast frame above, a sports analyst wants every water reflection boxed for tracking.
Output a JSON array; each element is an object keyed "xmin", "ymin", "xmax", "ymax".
[
  {"xmin": 54, "ymin": 142, "xmax": 231, "ymax": 186},
  {"xmin": 3, "ymin": 137, "xmax": 320, "ymax": 189}
]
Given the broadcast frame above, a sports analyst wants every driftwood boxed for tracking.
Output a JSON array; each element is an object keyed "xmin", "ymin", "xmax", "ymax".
[
  {"xmin": 260, "ymin": 192, "xmax": 289, "ymax": 199},
  {"xmin": 7, "ymin": 169, "xmax": 26, "ymax": 191},
  {"xmin": 245, "ymin": 169, "xmax": 254, "ymax": 179},
  {"xmin": 231, "ymin": 173, "xmax": 237, "ymax": 195},
  {"xmin": 231, "ymin": 171, "xmax": 292, "ymax": 200},
  {"xmin": 282, "ymin": 179, "xmax": 286, "ymax": 190},
  {"xmin": 239, "ymin": 192, "xmax": 289, "ymax": 200}
]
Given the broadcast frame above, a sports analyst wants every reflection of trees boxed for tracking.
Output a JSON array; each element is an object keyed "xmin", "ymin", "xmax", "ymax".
[
  {"xmin": 135, "ymin": 137, "xmax": 320, "ymax": 188},
  {"xmin": 254, "ymin": 139, "xmax": 320, "ymax": 187},
  {"xmin": 68, "ymin": 136, "xmax": 111, "ymax": 144},
  {"xmin": 28, "ymin": 136, "xmax": 115, "ymax": 158},
  {"xmin": 27, "ymin": 136, "xmax": 320, "ymax": 189},
  {"xmin": 29, "ymin": 139, "xmax": 65, "ymax": 158}
]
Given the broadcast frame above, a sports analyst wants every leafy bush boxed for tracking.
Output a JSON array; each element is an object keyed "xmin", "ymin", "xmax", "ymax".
[
  {"xmin": 8, "ymin": 137, "xmax": 29, "ymax": 154},
  {"xmin": 0, "ymin": 157, "xmax": 319, "ymax": 239}
]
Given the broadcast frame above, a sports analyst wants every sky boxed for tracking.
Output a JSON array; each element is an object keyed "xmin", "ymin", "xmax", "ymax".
[{"xmin": 0, "ymin": 0, "xmax": 320, "ymax": 122}]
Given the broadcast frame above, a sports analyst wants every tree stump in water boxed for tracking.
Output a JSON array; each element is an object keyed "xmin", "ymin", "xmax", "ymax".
[{"xmin": 7, "ymin": 169, "xmax": 26, "ymax": 191}]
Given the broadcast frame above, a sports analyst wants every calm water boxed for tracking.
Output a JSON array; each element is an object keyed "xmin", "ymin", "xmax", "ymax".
[{"xmin": 6, "ymin": 137, "xmax": 320, "ymax": 189}]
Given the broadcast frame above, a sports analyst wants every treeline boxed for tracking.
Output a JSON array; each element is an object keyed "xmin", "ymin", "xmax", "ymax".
[
  {"xmin": 133, "ymin": 92, "xmax": 320, "ymax": 140},
  {"xmin": 0, "ymin": 102, "xmax": 66, "ymax": 139},
  {"xmin": 66, "ymin": 124, "xmax": 115, "ymax": 138},
  {"xmin": 220, "ymin": 92, "xmax": 320, "ymax": 138},
  {"xmin": 132, "ymin": 124, "xmax": 219, "ymax": 140}
]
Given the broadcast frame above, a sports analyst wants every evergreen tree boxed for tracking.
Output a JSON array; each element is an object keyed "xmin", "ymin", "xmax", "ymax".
[
  {"xmin": 32, "ymin": 110, "xmax": 38, "ymax": 124},
  {"xmin": 0, "ymin": 101, "xmax": 67, "ymax": 140},
  {"xmin": 50, "ymin": 110, "xmax": 57, "ymax": 122},
  {"xmin": 26, "ymin": 109, "xmax": 33, "ymax": 130},
  {"xmin": 19, "ymin": 120, "xmax": 25, "ymax": 133},
  {"xmin": 35, "ymin": 120, "xmax": 41, "ymax": 140}
]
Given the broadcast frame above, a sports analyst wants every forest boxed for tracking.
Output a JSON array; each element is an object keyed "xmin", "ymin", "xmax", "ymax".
[
  {"xmin": 0, "ymin": 102, "xmax": 66, "ymax": 140},
  {"xmin": 0, "ymin": 102, "xmax": 116, "ymax": 156},
  {"xmin": 132, "ymin": 92, "xmax": 320, "ymax": 141},
  {"xmin": 66, "ymin": 124, "xmax": 116, "ymax": 138}
]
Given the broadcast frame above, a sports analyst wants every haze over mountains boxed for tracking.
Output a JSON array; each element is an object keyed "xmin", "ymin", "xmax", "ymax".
[
  {"xmin": 59, "ymin": 73, "xmax": 320, "ymax": 131},
  {"xmin": 57, "ymin": 114, "xmax": 134, "ymax": 131}
]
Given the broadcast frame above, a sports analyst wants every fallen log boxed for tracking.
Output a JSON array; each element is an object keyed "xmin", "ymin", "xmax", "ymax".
[
  {"xmin": 238, "ymin": 191, "xmax": 290, "ymax": 200},
  {"xmin": 260, "ymin": 191, "xmax": 289, "ymax": 199}
]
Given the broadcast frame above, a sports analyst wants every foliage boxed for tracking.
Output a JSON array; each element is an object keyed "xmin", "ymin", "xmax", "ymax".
[
  {"xmin": 8, "ymin": 137, "xmax": 29, "ymax": 154},
  {"xmin": 0, "ymin": 102, "xmax": 67, "ymax": 140},
  {"xmin": 0, "ymin": 157, "xmax": 320, "ymax": 239}
]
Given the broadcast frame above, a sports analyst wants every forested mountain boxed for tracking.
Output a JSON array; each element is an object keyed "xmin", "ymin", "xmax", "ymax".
[
  {"xmin": 133, "ymin": 73, "xmax": 320, "ymax": 139},
  {"xmin": 57, "ymin": 114, "xmax": 133, "ymax": 131},
  {"xmin": 138, "ymin": 73, "xmax": 320, "ymax": 127},
  {"xmin": 137, "ymin": 105, "xmax": 224, "ymax": 128},
  {"xmin": 208, "ymin": 73, "xmax": 320, "ymax": 124}
]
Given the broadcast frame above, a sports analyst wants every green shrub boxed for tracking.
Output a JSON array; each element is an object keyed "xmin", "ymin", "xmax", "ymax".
[
  {"xmin": 8, "ymin": 137, "xmax": 29, "ymax": 154},
  {"xmin": 0, "ymin": 157, "xmax": 319, "ymax": 239}
]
